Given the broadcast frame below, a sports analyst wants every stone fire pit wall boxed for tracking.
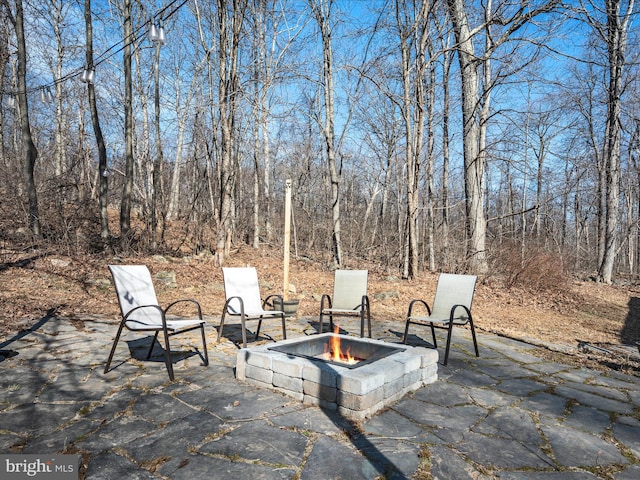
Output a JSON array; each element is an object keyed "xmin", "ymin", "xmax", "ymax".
[{"xmin": 236, "ymin": 334, "xmax": 439, "ymax": 420}]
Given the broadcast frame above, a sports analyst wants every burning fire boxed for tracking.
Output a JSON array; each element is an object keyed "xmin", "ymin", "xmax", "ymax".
[{"xmin": 325, "ymin": 326, "xmax": 358, "ymax": 365}]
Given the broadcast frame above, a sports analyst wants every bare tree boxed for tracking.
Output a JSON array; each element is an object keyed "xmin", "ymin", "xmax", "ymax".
[
  {"xmin": 309, "ymin": 0, "xmax": 342, "ymax": 267},
  {"xmin": 120, "ymin": 0, "xmax": 134, "ymax": 238},
  {"xmin": 395, "ymin": 0, "xmax": 431, "ymax": 279},
  {"xmin": 84, "ymin": 0, "xmax": 109, "ymax": 240},
  {"xmin": 583, "ymin": 0, "xmax": 636, "ymax": 283},
  {"xmin": 446, "ymin": 0, "xmax": 559, "ymax": 273},
  {"xmin": 43, "ymin": 0, "xmax": 70, "ymax": 178},
  {"xmin": 248, "ymin": 0, "xmax": 300, "ymax": 248},
  {"xmin": 166, "ymin": 50, "xmax": 201, "ymax": 222},
  {"xmin": 1, "ymin": 0, "xmax": 40, "ymax": 238},
  {"xmin": 439, "ymin": 35, "xmax": 454, "ymax": 270},
  {"xmin": 215, "ymin": 0, "xmax": 247, "ymax": 265},
  {"xmin": 0, "ymin": 13, "xmax": 9, "ymax": 169},
  {"xmin": 151, "ymin": 15, "xmax": 164, "ymax": 250}
]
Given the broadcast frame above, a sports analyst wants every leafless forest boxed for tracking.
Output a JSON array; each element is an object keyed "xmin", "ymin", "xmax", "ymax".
[{"xmin": 1, "ymin": 0, "xmax": 639, "ymax": 287}]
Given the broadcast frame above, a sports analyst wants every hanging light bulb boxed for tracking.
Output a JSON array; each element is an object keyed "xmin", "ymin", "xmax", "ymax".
[
  {"xmin": 156, "ymin": 25, "xmax": 166, "ymax": 46},
  {"xmin": 150, "ymin": 19, "xmax": 166, "ymax": 46},
  {"xmin": 81, "ymin": 68, "xmax": 95, "ymax": 83},
  {"xmin": 40, "ymin": 87, "xmax": 54, "ymax": 103},
  {"xmin": 150, "ymin": 23, "xmax": 159, "ymax": 42}
]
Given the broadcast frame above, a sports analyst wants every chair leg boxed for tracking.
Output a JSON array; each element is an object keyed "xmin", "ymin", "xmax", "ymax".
[
  {"xmin": 147, "ymin": 331, "xmax": 159, "ymax": 359},
  {"xmin": 402, "ymin": 320, "xmax": 410, "ymax": 343},
  {"xmin": 469, "ymin": 319, "xmax": 479, "ymax": 357},
  {"xmin": 104, "ymin": 322, "xmax": 126, "ymax": 374},
  {"xmin": 359, "ymin": 308, "xmax": 372, "ymax": 338},
  {"xmin": 318, "ymin": 311, "xmax": 325, "ymax": 334},
  {"xmin": 443, "ymin": 321, "xmax": 455, "ymax": 366},
  {"xmin": 200, "ymin": 324, "xmax": 209, "ymax": 366},
  {"xmin": 255, "ymin": 318, "xmax": 263, "ymax": 341},
  {"xmin": 162, "ymin": 327, "xmax": 175, "ymax": 381},
  {"xmin": 281, "ymin": 313, "xmax": 287, "ymax": 340},
  {"xmin": 217, "ymin": 311, "xmax": 227, "ymax": 343},
  {"xmin": 240, "ymin": 313, "xmax": 248, "ymax": 349},
  {"xmin": 430, "ymin": 324, "xmax": 438, "ymax": 348}
]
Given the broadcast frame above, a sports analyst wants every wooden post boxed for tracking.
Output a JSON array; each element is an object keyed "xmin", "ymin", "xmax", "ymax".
[{"xmin": 283, "ymin": 179, "xmax": 292, "ymax": 301}]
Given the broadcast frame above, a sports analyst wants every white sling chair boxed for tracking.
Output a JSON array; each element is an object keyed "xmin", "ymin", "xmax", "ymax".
[
  {"xmin": 218, "ymin": 267, "xmax": 286, "ymax": 348},
  {"xmin": 403, "ymin": 273, "xmax": 479, "ymax": 365},
  {"xmin": 319, "ymin": 269, "xmax": 371, "ymax": 337},
  {"xmin": 105, "ymin": 265, "xmax": 208, "ymax": 380}
]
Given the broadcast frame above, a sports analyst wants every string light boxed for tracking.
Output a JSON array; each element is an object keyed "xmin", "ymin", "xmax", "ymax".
[
  {"xmin": 150, "ymin": 21, "xmax": 166, "ymax": 46},
  {"xmin": 4, "ymin": 0, "xmax": 187, "ymax": 96},
  {"xmin": 40, "ymin": 87, "xmax": 54, "ymax": 103},
  {"xmin": 81, "ymin": 68, "xmax": 95, "ymax": 84}
]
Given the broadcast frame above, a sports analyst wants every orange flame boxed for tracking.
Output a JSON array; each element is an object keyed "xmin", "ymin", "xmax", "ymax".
[{"xmin": 326, "ymin": 325, "xmax": 357, "ymax": 364}]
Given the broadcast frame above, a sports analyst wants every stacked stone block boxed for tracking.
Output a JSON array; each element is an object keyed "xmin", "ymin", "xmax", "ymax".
[{"xmin": 236, "ymin": 335, "xmax": 438, "ymax": 421}]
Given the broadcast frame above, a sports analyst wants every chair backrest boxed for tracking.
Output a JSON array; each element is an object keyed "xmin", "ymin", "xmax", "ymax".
[
  {"xmin": 222, "ymin": 267, "xmax": 264, "ymax": 314},
  {"xmin": 108, "ymin": 265, "xmax": 162, "ymax": 327},
  {"xmin": 332, "ymin": 270, "xmax": 368, "ymax": 310},
  {"xmin": 431, "ymin": 273, "xmax": 477, "ymax": 321}
]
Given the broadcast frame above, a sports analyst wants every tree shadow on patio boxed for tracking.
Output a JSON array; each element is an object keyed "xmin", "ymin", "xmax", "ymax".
[{"xmin": 622, "ymin": 297, "xmax": 640, "ymax": 345}]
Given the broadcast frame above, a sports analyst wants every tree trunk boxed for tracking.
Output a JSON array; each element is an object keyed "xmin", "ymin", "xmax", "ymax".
[
  {"xmin": 446, "ymin": 0, "xmax": 487, "ymax": 273},
  {"xmin": 396, "ymin": 0, "xmax": 428, "ymax": 279},
  {"xmin": 11, "ymin": 0, "xmax": 41, "ymax": 238},
  {"xmin": 215, "ymin": 0, "xmax": 247, "ymax": 265},
  {"xmin": 52, "ymin": 1, "xmax": 66, "ymax": 178},
  {"xmin": 152, "ymin": 41, "xmax": 163, "ymax": 251},
  {"xmin": 425, "ymin": 43, "xmax": 436, "ymax": 272},
  {"xmin": 120, "ymin": 0, "xmax": 134, "ymax": 237},
  {"xmin": 0, "ymin": 19, "xmax": 7, "ymax": 169},
  {"xmin": 84, "ymin": 0, "xmax": 109, "ymax": 240},
  {"xmin": 310, "ymin": 0, "xmax": 342, "ymax": 267},
  {"xmin": 440, "ymin": 44, "xmax": 453, "ymax": 270},
  {"xmin": 133, "ymin": 44, "xmax": 151, "ymax": 238},
  {"xmin": 597, "ymin": 0, "xmax": 632, "ymax": 284}
]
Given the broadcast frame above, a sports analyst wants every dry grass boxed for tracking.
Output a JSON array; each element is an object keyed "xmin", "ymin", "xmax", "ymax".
[{"xmin": 1, "ymin": 242, "xmax": 639, "ymax": 375}]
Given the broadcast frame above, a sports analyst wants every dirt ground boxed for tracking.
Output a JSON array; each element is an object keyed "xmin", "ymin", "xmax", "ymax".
[{"xmin": 1, "ymin": 244, "xmax": 639, "ymax": 375}]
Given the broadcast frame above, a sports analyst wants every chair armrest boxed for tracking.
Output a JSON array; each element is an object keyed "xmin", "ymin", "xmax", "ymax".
[
  {"xmin": 320, "ymin": 293, "xmax": 332, "ymax": 311},
  {"xmin": 224, "ymin": 296, "xmax": 245, "ymax": 315},
  {"xmin": 165, "ymin": 299, "xmax": 203, "ymax": 320},
  {"xmin": 361, "ymin": 295, "xmax": 370, "ymax": 310},
  {"xmin": 449, "ymin": 304, "xmax": 472, "ymax": 323},
  {"xmin": 263, "ymin": 294, "xmax": 283, "ymax": 310},
  {"xmin": 122, "ymin": 304, "xmax": 166, "ymax": 327},
  {"xmin": 406, "ymin": 299, "xmax": 431, "ymax": 318}
]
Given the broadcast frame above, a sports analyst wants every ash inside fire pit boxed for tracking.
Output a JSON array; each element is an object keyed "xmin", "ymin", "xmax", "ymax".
[{"xmin": 268, "ymin": 333, "xmax": 405, "ymax": 368}]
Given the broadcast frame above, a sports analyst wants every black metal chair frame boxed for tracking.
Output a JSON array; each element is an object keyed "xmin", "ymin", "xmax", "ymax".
[
  {"xmin": 105, "ymin": 299, "xmax": 209, "ymax": 381},
  {"xmin": 403, "ymin": 299, "xmax": 479, "ymax": 366},
  {"xmin": 218, "ymin": 294, "xmax": 286, "ymax": 349},
  {"xmin": 319, "ymin": 294, "xmax": 372, "ymax": 338}
]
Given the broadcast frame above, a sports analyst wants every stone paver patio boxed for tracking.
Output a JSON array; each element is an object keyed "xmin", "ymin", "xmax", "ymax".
[{"xmin": 1, "ymin": 313, "xmax": 639, "ymax": 479}]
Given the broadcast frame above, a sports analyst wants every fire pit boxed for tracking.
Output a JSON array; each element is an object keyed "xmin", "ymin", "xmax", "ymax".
[
  {"xmin": 268, "ymin": 333, "xmax": 404, "ymax": 368},
  {"xmin": 236, "ymin": 332, "xmax": 438, "ymax": 420}
]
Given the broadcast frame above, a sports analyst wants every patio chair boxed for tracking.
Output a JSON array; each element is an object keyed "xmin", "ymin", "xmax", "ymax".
[
  {"xmin": 105, "ymin": 265, "xmax": 209, "ymax": 381},
  {"xmin": 218, "ymin": 267, "xmax": 286, "ymax": 348},
  {"xmin": 403, "ymin": 273, "xmax": 479, "ymax": 365},
  {"xmin": 319, "ymin": 269, "xmax": 371, "ymax": 337}
]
